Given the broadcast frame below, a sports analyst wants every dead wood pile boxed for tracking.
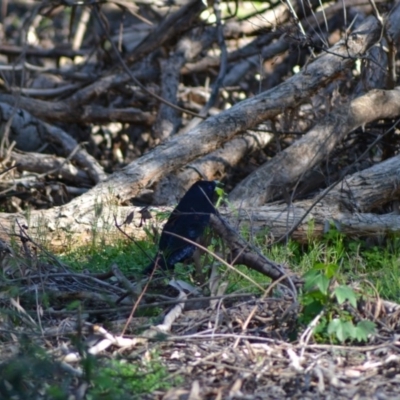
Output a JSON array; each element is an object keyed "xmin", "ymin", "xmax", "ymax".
[{"xmin": 0, "ymin": 1, "xmax": 399, "ymax": 248}]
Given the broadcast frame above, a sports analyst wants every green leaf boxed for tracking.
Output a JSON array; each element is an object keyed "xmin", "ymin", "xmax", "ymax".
[
  {"xmin": 302, "ymin": 299, "xmax": 324, "ymax": 318},
  {"xmin": 354, "ymin": 320, "xmax": 376, "ymax": 342},
  {"xmin": 325, "ymin": 264, "xmax": 339, "ymax": 279},
  {"xmin": 328, "ymin": 318, "xmax": 355, "ymax": 342},
  {"xmin": 303, "ymin": 270, "xmax": 319, "ymax": 291},
  {"xmin": 311, "ymin": 263, "xmax": 338, "ymax": 278},
  {"xmin": 334, "ymin": 286, "xmax": 358, "ymax": 308},
  {"xmin": 215, "ymin": 187, "xmax": 225, "ymax": 197},
  {"xmin": 303, "ymin": 271, "xmax": 330, "ymax": 295},
  {"xmin": 315, "ymin": 275, "xmax": 330, "ymax": 295},
  {"xmin": 313, "ymin": 263, "xmax": 327, "ymax": 271},
  {"xmin": 303, "ymin": 290, "xmax": 328, "ymax": 304},
  {"xmin": 327, "ymin": 318, "xmax": 340, "ymax": 335}
]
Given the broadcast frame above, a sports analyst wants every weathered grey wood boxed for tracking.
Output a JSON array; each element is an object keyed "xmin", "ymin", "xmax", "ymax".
[
  {"xmin": 0, "ymin": 102, "xmax": 106, "ymax": 184},
  {"xmin": 66, "ymin": 15, "xmax": 381, "ymax": 207},
  {"xmin": 153, "ymin": 28, "xmax": 216, "ymax": 140},
  {"xmin": 0, "ymin": 12, "xmax": 393, "ymax": 247},
  {"xmin": 9, "ymin": 151, "xmax": 92, "ymax": 187},
  {"xmin": 228, "ymin": 87, "xmax": 400, "ymax": 207},
  {"xmin": 183, "ymin": 0, "xmax": 336, "ymax": 75},
  {"xmin": 0, "ymin": 94, "xmax": 155, "ymax": 124},
  {"xmin": 1, "ymin": 152, "xmax": 399, "ymax": 248},
  {"xmin": 5, "ymin": 12, "xmax": 382, "ymax": 203},
  {"xmin": 153, "ymin": 130, "xmax": 273, "ymax": 204},
  {"xmin": 126, "ymin": 0, "xmax": 206, "ymax": 64},
  {"xmin": 325, "ymin": 152, "xmax": 400, "ymax": 212}
]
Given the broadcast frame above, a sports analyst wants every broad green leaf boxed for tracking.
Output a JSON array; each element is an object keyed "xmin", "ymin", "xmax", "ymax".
[
  {"xmin": 315, "ymin": 275, "xmax": 330, "ymax": 295},
  {"xmin": 303, "ymin": 270, "xmax": 320, "ymax": 291},
  {"xmin": 327, "ymin": 318, "xmax": 340, "ymax": 335},
  {"xmin": 311, "ymin": 263, "xmax": 338, "ymax": 278},
  {"xmin": 334, "ymin": 286, "xmax": 358, "ymax": 308},
  {"xmin": 303, "ymin": 264, "xmax": 330, "ymax": 295},
  {"xmin": 313, "ymin": 263, "xmax": 327, "ymax": 271},
  {"xmin": 303, "ymin": 290, "xmax": 328, "ymax": 303},
  {"xmin": 354, "ymin": 320, "xmax": 376, "ymax": 342},
  {"xmin": 303, "ymin": 270, "xmax": 330, "ymax": 295},
  {"xmin": 328, "ymin": 319, "xmax": 355, "ymax": 342},
  {"xmin": 325, "ymin": 264, "xmax": 339, "ymax": 279}
]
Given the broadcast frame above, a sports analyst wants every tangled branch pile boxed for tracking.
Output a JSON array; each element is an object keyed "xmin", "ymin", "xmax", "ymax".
[{"xmin": 0, "ymin": 0, "xmax": 400, "ymax": 245}]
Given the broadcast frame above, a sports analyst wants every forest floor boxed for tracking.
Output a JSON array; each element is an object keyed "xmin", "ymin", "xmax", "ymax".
[{"xmin": 1, "ymin": 225, "xmax": 400, "ymax": 399}]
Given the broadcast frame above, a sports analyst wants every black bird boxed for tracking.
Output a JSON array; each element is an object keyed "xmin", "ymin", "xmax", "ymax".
[{"xmin": 144, "ymin": 180, "xmax": 217, "ymax": 274}]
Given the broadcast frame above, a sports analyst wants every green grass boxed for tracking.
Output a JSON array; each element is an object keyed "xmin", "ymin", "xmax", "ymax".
[
  {"xmin": 59, "ymin": 239, "xmax": 156, "ymax": 275},
  {"xmin": 51, "ymin": 224, "xmax": 400, "ymax": 345},
  {"xmin": 58, "ymin": 225, "xmax": 400, "ymax": 302}
]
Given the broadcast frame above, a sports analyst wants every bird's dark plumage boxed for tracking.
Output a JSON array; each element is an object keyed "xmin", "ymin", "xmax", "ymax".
[{"xmin": 144, "ymin": 180, "xmax": 217, "ymax": 274}]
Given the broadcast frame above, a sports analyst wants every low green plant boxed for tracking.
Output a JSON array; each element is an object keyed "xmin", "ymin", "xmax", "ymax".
[
  {"xmin": 299, "ymin": 261, "xmax": 375, "ymax": 343},
  {"xmin": 86, "ymin": 354, "xmax": 180, "ymax": 399},
  {"xmin": 0, "ymin": 338, "xmax": 69, "ymax": 399},
  {"xmin": 215, "ymin": 185, "xmax": 228, "ymax": 208}
]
